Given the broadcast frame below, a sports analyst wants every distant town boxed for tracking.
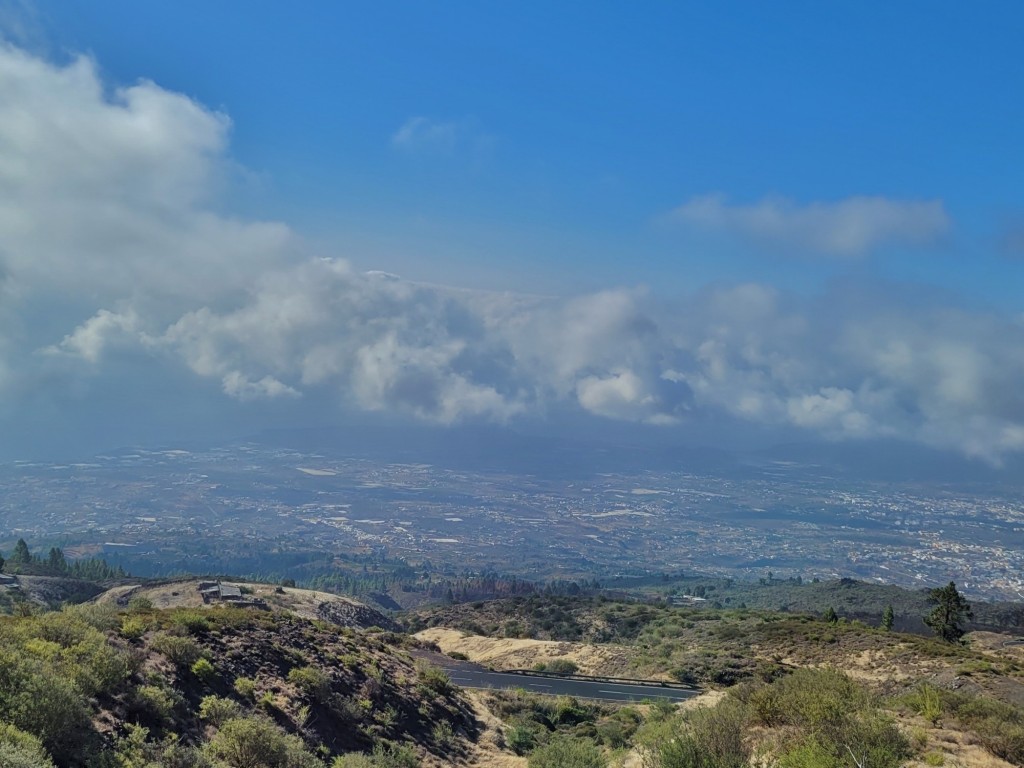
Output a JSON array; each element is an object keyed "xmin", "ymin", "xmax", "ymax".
[{"xmin": 2, "ymin": 441, "xmax": 1022, "ymax": 601}]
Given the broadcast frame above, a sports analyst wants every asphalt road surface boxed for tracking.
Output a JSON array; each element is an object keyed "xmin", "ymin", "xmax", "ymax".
[{"xmin": 442, "ymin": 666, "xmax": 699, "ymax": 703}]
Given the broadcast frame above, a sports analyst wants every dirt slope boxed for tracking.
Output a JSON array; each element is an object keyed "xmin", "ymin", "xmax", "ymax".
[
  {"xmin": 414, "ymin": 627, "xmax": 642, "ymax": 678},
  {"xmin": 94, "ymin": 579, "xmax": 398, "ymax": 630}
]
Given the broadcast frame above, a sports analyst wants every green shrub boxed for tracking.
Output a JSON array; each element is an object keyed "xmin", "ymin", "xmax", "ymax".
[
  {"xmin": 191, "ymin": 657, "xmax": 217, "ymax": 683},
  {"xmin": 431, "ymin": 720, "xmax": 455, "ymax": 748},
  {"xmin": 234, "ymin": 676, "xmax": 257, "ymax": 700},
  {"xmin": 172, "ymin": 611, "xmax": 211, "ymax": 635},
  {"xmin": 777, "ymin": 739, "xmax": 843, "ymax": 768},
  {"xmin": 206, "ymin": 716, "xmax": 321, "ymax": 768},
  {"xmin": 0, "ymin": 723, "xmax": 55, "ymax": 768},
  {"xmin": 527, "ymin": 736, "xmax": 605, "ymax": 768},
  {"xmin": 133, "ymin": 685, "xmax": 179, "ymax": 725},
  {"xmin": 900, "ymin": 682, "xmax": 943, "ymax": 725},
  {"xmin": 127, "ymin": 596, "xmax": 154, "ymax": 613},
  {"xmin": 414, "ymin": 661, "xmax": 451, "ymax": 695},
  {"xmin": 1, "ymin": 663, "xmax": 96, "ymax": 765},
  {"xmin": 288, "ymin": 666, "xmax": 332, "ymax": 703},
  {"xmin": 554, "ymin": 696, "xmax": 591, "ymax": 726},
  {"xmin": 0, "ymin": 741, "xmax": 56, "ymax": 768},
  {"xmin": 746, "ymin": 669, "xmax": 909, "ymax": 768},
  {"xmin": 65, "ymin": 603, "xmax": 122, "ymax": 632},
  {"xmin": 595, "ymin": 718, "xmax": 629, "ymax": 748},
  {"xmin": 367, "ymin": 742, "xmax": 419, "ymax": 768},
  {"xmin": 544, "ymin": 659, "xmax": 579, "ymax": 676},
  {"xmin": 59, "ymin": 630, "xmax": 133, "ymax": 697},
  {"xmin": 120, "ymin": 616, "xmax": 148, "ymax": 641},
  {"xmin": 939, "ymin": 691, "xmax": 1024, "ymax": 764},
  {"xmin": 29, "ymin": 612, "xmax": 93, "ymax": 647},
  {"xmin": 199, "ymin": 696, "xmax": 242, "ymax": 727},
  {"xmin": 332, "ymin": 755, "xmax": 376, "ymax": 768},
  {"xmin": 505, "ymin": 722, "xmax": 541, "ymax": 755},
  {"xmin": 150, "ymin": 632, "xmax": 202, "ymax": 668},
  {"xmin": 748, "ymin": 668, "xmax": 867, "ymax": 729}
]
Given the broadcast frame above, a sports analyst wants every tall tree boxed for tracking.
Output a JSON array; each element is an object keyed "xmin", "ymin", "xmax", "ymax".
[
  {"xmin": 925, "ymin": 581, "xmax": 973, "ymax": 643},
  {"xmin": 10, "ymin": 538, "xmax": 31, "ymax": 565},
  {"xmin": 823, "ymin": 606, "xmax": 838, "ymax": 624},
  {"xmin": 46, "ymin": 547, "xmax": 68, "ymax": 574},
  {"xmin": 881, "ymin": 604, "xmax": 895, "ymax": 631}
]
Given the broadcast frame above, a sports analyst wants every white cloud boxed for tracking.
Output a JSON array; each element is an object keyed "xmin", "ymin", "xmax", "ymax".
[
  {"xmin": 673, "ymin": 194, "xmax": 950, "ymax": 257},
  {"xmin": 48, "ymin": 309, "xmax": 140, "ymax": 363},
  {"xmin": 576, "ymin": 369, "xmax": 676, "ymax": 424},
  {"xmin": 0, "ymin": 42, "xmax": 296, "ymax": 305},
  {"xmin": 392, "ymin": 116, "xmax": 460, "ymax": 152},
  {"xmin": 391, "ymin": 116, "xmax": 492, "ymax": 158},
  {"xmin": 222, "ymin": 372, "xmax": 300, "ymax": 401},
  {"xmin": 0, "ymin": 43, "xmax": 1022, "ymax": 462}
]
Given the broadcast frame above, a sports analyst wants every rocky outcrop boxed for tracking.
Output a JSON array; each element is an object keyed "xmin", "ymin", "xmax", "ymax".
[{"xmin": 316, "ymin": 599, "xmax": 400, "ymax": 632}]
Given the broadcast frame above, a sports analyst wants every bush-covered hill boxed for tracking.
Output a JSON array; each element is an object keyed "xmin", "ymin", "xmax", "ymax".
[
  {"xmin": 0, "ymin": 602, "xmax": 480, "ymax": 767},
  {"xmin": 3, "ymin": 594, "xmax": 1024, "ymax": 768},
  {"xmin": 404, "ymin": 594, "xmax": 1024, "ymax": 694},
  {"xmin": 608, "ymin": 574, "xmax": 1024, "ymax": 634}
]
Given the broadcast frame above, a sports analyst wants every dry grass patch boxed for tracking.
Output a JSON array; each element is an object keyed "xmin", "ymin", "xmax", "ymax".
[{"xmin": 415, "ymin": 627, "xmax": 639, "ymax": 678}]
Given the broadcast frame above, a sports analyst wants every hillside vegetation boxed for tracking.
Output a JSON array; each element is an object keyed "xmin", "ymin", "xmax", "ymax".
[
  {"xmin": 406, "ymin": 594, "xmax": 1024, "ymax": 691},
  {"xmin": 0, "ymin": 588, "xmax": 1023, "ymax": 767},
  {"xmin": 0, "ymin": 601, "xmax": 483, "ymax": 767},
  {"xmin": 405, "ymin": 593, "xmax": 1024, "ymax": 766},
  {"xmin": 608, "ymin": 575, "xmax": 1024, "ymax": 635}
]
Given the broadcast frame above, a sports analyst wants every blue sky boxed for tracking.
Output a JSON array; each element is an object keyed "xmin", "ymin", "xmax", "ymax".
[
  {"xmin": 29, "ymin": 1, "xmax": 1024, "ymax": 298},
  {"xmin": 1, "ymin": 2, "xmax": 1023, "ymax": 462}
]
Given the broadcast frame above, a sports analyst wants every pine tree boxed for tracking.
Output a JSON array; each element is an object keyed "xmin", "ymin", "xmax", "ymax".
[
  {"xmin": 924, "ymin": 581, "xmax": 972, "ymax": 643},
  {"xmin": 881, "ymin": 604, "xmax": 895, "ymax": 631},
  {"xmin": 10, "ymin": 538, "xmax": 31, "ymax": 565},
  {"xmin": 823, "ymin": 606, "xmax": 838, "ymax": 624},
  {"xmin": 46, "ymin": 547, "xmax": 68, "ymax": 574}
]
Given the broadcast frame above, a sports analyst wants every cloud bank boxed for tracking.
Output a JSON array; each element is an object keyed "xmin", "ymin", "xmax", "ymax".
[
  {"xmin": 674, "ymin": 194, "xmax": 950, "ymax": 257},
  {"xmin": 2, "ymin": 43, "xmax": 1022, "ymax": 462}
]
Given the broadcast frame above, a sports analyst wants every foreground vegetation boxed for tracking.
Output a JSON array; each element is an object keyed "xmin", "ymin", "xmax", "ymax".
[
  {"xmin": 0, "ymin": 602, "xmax": 477, "ymax": 767},
  {"xmin": 3, "ymin": 557, "xmax": 1024, "ymax": 767},
  {"xmin": 0, "ymin": 592, "xmax": 1023, "ymax": 767},
  {"xmin": 473, "ymin": 667, "xmax": 1024, "ymax": 768}
]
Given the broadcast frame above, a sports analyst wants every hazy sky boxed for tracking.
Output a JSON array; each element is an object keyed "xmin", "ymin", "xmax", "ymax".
[{"xmin": 1, "ymin": 2, "xmax": 1023, "ymax": 462}]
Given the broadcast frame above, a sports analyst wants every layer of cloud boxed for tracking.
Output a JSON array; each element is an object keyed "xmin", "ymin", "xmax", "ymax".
[
  {"xmin": 391, "ymin": 115, "xmax": 492, "ymax": 158},
  {"xmin": 673, "ymin": 194, "xmax": 950, "ymax": 257},
  {"xmin": 1, "ymin": 43, "xmax": 1022, "ymax": 463}
]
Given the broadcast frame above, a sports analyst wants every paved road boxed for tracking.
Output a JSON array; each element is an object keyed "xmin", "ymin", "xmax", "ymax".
[{"xmin": 439, "ymin": 666, "xmax": 699, "ymax": 703}]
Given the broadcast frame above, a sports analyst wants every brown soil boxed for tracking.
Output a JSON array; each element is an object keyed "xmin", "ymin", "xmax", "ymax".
[{"xmin": 414, "ymin": 627, "xmax": 641, "ymax": 678}]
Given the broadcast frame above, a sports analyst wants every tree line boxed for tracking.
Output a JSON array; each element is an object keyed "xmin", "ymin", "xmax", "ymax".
[
  {"xmin": 823, "ymin": 580, "xmax": 974, "ymax": 643},
  {"xmin": 0, "ymin": 539, "xmax": 127, "ymax": 580}
]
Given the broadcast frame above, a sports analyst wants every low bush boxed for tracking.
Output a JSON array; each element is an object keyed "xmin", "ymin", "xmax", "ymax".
[
  {"xmin": 288, "ymin": 666, "xmax": 332, "ymax": 703},
  {"xmin": 413, "ymin": 661, "xmax": 451, "ymax": 695},
  {"xmin": 205, "ymin": 716, "xmax": 322, "ymax": 768},
  {"xmin": 233, "ymin": 676, "xmax": 257, "ymax": 700},
  {"xmin": 199, "ymin": 695, "xmax": 242, "ymax": 727},
  {"xmin": 150, "ymin": 632, "xmax": 202, "ymax": 668},
  {"xmin": 543, "ymin": 659, "xmax": 579, "ymax": 675},
  {"xmin": 191, "ymin": 657, "xmax": 217, "ymax": 683},
  {"xmin": 527, "ymin": 735, "xmax": 605, "ymax": 768}
]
